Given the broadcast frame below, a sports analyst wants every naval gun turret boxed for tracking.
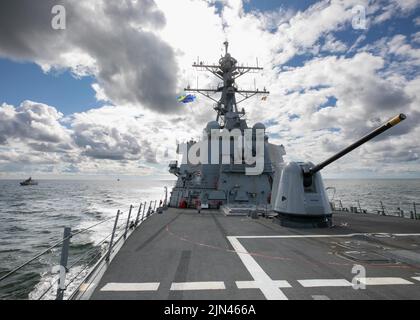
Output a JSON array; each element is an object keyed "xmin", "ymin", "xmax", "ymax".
[{"xmin": 273, "ymin": 113, "xmax": 407, "ymax": 228}]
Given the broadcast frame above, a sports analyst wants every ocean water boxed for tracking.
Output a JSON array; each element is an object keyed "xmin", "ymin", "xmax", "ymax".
[
  {"xmin": 324, "ymin": 179, "xmax": 420, "ymax": 215},
  {"xmin": 0, "ymin": 179, "xmax": 172, "ymax": 300},
  {"xmin": 0, "ymin": 178, "xmax": 419, "ymax": 300}
]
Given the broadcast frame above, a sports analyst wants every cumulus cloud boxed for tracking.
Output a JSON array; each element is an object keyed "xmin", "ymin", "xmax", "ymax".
[
  {"xmin": 371, "ymin": 0, "xmax": 420, "ymax": 25},
  {"xmin": 321, "ymin": 34, "xmax": 348, "ymax": 53},
  {"xmin": 0, "ymin": 0, "xmax": 180, "ymax": 113},
  {"xmin": 0, "ymin": 0, "xmax": 419, "ymax": 178},
  {"xmin": 257, "ymin": 50, "xmax": 419, "ymax": 174},
  {"xmin": 72, "ymin": 124, "xmax": 142, "ymax": 160},
  {"xmin": 0, "ymin": 101, "xmax": 186, "ymax": 176},
  {"xmin": 69, "ymin": 106, "xmax": 167, "ymax": 162},
  {"xmin": 0, "ymin": 101, "xmax": 70, "ymax": 145}
]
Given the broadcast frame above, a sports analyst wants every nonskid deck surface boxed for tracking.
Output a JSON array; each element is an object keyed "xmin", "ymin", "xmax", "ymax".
[{"xmin": 90, "ymin": 209, "xmax": 420, "ymax": 300}]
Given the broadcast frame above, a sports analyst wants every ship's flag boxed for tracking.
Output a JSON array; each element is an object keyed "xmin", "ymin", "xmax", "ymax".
[
  {"xmin": 177, "ymin": 95, "xmax": 186, "ymax": 102},
  {"xmin": 177, "ymin": 94, "xmax": 197, "ymax": 104}
]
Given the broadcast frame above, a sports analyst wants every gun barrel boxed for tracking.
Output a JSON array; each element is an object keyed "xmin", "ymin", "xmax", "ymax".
[{"xmin": 309, "ymin": 113, "xmax": 406, "ymax": 175}]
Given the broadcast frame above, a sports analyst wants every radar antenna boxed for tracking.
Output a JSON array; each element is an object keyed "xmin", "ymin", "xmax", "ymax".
[{"xmin": 185, "ymin": 41, "xmax": 269, "ymax": 129}]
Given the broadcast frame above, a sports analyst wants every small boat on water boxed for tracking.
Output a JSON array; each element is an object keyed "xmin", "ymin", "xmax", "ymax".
[{"xmin": 20, "ymin": 177, "xmax": 38, "ymax": 186}]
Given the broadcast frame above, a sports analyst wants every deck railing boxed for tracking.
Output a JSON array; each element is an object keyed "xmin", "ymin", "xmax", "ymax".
[
  {"xmin": 331, "ymin": 199, "xmax": 419, "ymax": 220},
  {"xmin": 0, "ymin": 198, "xmax": 165, "ymax": 300}
]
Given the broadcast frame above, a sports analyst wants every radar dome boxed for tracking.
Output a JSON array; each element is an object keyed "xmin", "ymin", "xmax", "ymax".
[
  {"xmin": 206, "ymin": 121, "xmax": 220, "ymax": 133},
  {"xmin": 253, "ymin": 122, "xmax": 266, "ymax": 131}
]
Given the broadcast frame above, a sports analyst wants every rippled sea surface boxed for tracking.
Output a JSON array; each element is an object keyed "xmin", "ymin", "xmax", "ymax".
[
  {"xmin": 324, "ymin": 179, "xmax": 420, "ymax": 214},
  {"xmin": 0, "ymin": 179, "xmax": 171, "ymax": 300},
  {"xmin": 0, "ymin": 178, "xmax": 419, "ymax": 300}
]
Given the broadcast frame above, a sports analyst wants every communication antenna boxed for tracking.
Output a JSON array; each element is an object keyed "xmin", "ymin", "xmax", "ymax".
[{"xmin": 184, "ymin": 41, "xmax": 269, "ymax": 128}]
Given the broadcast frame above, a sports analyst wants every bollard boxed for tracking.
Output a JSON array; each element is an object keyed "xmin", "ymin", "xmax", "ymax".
[
  {"xmin": 135, "ymin": 203, "xmax": 143, "ymax": 226},
  {"xmin": 56, "ymin": 227, "xmax": 71, "ymax": 300},
  {"xmin": 124, "ymin": 205, "xmax": 133, "ymax": 239},
  {"xmin": 106, "ymin": 210, "xmax": 120, "ymax": 262}
]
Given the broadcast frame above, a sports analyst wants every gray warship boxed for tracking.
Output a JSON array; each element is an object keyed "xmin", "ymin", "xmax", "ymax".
[
  {"xmin": 2, "ymin": 42, "xmax": 420, "ymax": 301},
  {"xmin": 68, "ymin": 43, "xmax": 419, "ymax": 300},
  {"xmin": 168, "ymin": 41, "xmax": 281, "ymax": 215}
]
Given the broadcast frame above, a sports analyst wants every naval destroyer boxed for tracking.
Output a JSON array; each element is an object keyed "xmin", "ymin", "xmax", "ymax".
[{"xmin": 9, "ymin": 42, "xmax": 418, "ymax": 301}]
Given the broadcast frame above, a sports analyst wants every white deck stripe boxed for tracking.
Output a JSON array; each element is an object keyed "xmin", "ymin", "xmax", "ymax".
[
  {"xmin": 227, "ymin": 236, "xmax": 288, "ymax": 300},
  {"xmin": 298, "ymin": 279, "xmax": 352, "ymax": 287},
  {"xmin": 236, "ymin": 280, "xmax": 291, "ymax": 289},
  {"xmin": 358, "ymin": 277, "xmax": 413, "ymax": 285},
  {"xmin": 170, "ymin": 281, "xmax": 225, "ymax": 291},
  {"xmin": 101, "ymin": 282, "xmax": 160, "ymax": 291},
  {"xmin": 312, "ymin": 295, "xmax": 331, "ymax": 300},
  {"xmin": 236, "ymin": 234, "xmax": 360, "ymax": 239},
  {"xmin": 235, "ymin": 233, "xmax": 420, "ymax": 239},
  {"xmin": 412, "ymin": 277, "xmax": 420, "ymax": 282}
]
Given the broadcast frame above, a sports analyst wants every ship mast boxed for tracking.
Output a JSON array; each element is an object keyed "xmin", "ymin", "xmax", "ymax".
[{"xmin": 185, "ymin": 41, "xmax": 269, "ymax": 129}]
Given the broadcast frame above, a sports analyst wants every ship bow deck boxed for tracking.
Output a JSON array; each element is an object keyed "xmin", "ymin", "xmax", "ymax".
[{"xmin": 90, "ymin": 209, "xmax": 420, "ymax": 300}]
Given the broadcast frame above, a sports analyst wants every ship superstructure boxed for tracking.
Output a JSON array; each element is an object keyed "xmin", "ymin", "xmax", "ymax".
[
  {"xmin": 4, "ymin": 42, "xmax": 418, "ymax": 303},
  {"xmin": 168, "ymin": 42, "xmax": 285, "ymax": 210}
]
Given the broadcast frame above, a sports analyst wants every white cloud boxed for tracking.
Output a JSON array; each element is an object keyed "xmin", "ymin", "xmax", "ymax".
[
  {"xmin": 412, "ymin": 31, "xmax": 420, "ymax": 44},
  {"xmin": 321, "ymin": 34, "xmax": 348, "ymax": 53},
  {"xmin": 371, "ymin": 0, "xmax": 420, "ymax": 25},
  {"xmin": 0, "ymin": 101, "xmax": 71, "ymax": 145},
  {"xmin": 0, "ymin": 0, "xmax": 419, "ymax": 178},
  {"xmin": 0, "ymin": 0, "xmax": 180, "ymax": 113},
  {"xmin": 360, "ymin": 34, "xmax": 420, "ymax": 78},
  {"xmin": 0, "ymin": 101, "xmax": 201, "ymax": 177}
]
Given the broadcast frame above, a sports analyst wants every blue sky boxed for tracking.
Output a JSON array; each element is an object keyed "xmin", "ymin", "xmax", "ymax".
[
  {"xmin": 0, "ymin": 0, "xmax": 419, "ymax": 178},
  {"xmin": 0, "ymin": 59, "xmax": 104, "ymax": 115},
  {"xmin": 243, "ymin": 0, "xmax": 315, "ymax": 13},
  {"xmin": 0, "ymin": 1, "xmax": 417, "ymax": 116}
]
